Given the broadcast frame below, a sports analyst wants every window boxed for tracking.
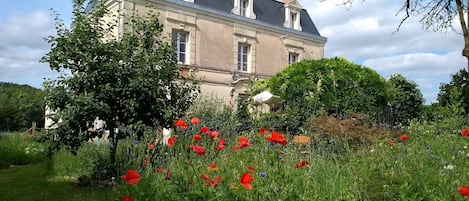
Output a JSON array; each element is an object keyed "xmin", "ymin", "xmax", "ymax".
[
  {"xmin": 240, "ymin": 0, "xmax": 248, "ymax": 17},
  {"xmin": 238, "ymin": 43, "xmax": 250, "ymax": 72},
  {"xmin": 172, "ymin": 31, "xmax": 188, "ymax": 64},
  {"xmin": 290, "ymin": 12, "xmax": 297, "ymax": 29},
  {"xmin": 289, "ymin": 52, "xmax": 298, "ymax": 64}
]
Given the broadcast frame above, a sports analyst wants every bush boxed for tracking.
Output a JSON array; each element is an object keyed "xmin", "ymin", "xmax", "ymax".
[{"xmin": 306, "ymin": 113, "xmax": 394, "ymax": 155}]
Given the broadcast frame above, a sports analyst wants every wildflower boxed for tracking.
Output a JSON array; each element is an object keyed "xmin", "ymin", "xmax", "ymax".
[
  {"xmin": 200, "ymin": 126, "xmax": 210, "ymax": 134},
  {"xmin": 387, "ymin": 140, "xmax": 394, "ymax": 146},
  {"xmin": 216, "ymin": 144, "xmax": 226, "ymax": 151},
  {"xmin": 133, "ymin": 140, "xmax": 140, "ymax": 144},
  {"xmin": 209, "ymin": 131, "xmax": 220, "ymax": 139},
  {"xmin": 190, "ymin": 145, "xmax": 206, "ymax": 156},
  {"xmin": 240, "ymin": 173, "xmax": 254, "ymax": 190},
  {"xmin": 148, "ymin": 144, "xmax": 155, "ymax": 150},
  {"xmin": 462, "ymin": 128, "xmax": 469, "ymax": 137},
  {"xmin": 425, "ymin": 145, "xmax": 431, "ymax": 151},
  {"xmin": 121, "ymin": 196, "xmax": 135, "ymax": 201},
  {"xmin": 459, "ymin": 186, "xmax": 469, "ymax": 198},
  {"xmin": 191, "ymin": 117, "xmax": 200, "ymax": 125},
  {"xmin": 143, "ymin": 158, "xmax": 150, "ymax": 167},
  {"xmin": 444, "ymin": 164, "xmax": 455, "ymax": 170},
  {"xmin": 165, "ymin": 169, "xmax": 172, "ymax": 180},
  {"xmin": 399, "ymin": 135, "xmax": 409, "ymax": 141},
  {"xmin": 193, "ymin": 134, "xmax": 203, "ymax": 141},
  {"xmin": 211, "ymin": 176, "xmax": 222, "ymax": 188},
  {"xmin": 156, "ymin": 167, "xmax": 165, "ymax": 173},
  {"xmin": 266, "ymin": 131, "xmax": 288, "ymax": 146},
  {"xmin": 232, "ymin": 137, "xmax": 252, "ymax": 150},
  {"xmin": 167, "ymin": 137, "xmax": 176, "ymax": 147},
  {"xmin": 247, "ymin": 166, "xmax": 255, "ymax": 175},
  {"xmin": 259, "ymin": 128, "xmax": 266, "ymax": 135},
  {"xmin": 259, "ymin": 172, "xmax": 266, "ymax": 177},
  {"xmin": 174, "ymin": 119, "xmax": 188, "ymax": 129},
  {"xmin": 296, "ymin": 161, "xmax": 309, "ymax": 169},
  {"xmin": 120, "ymin": 170, "xmax": 141, "ymax": 185},
  {"xmin": 208, "ymin": 164, "xmax": 219, "ymax": 172},
  {"xmin": 201, "ymin": 174, "xmax": 210, "ymax": 181}
]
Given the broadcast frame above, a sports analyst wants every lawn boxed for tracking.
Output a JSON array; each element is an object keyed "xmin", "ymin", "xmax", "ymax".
[
  {"xmin": 0, "ymin": 133, "xmax": 115, "ymax": 201},
  {"xmin": 0, "ymin": 162, "xmax": 114, "ymax": 201}
]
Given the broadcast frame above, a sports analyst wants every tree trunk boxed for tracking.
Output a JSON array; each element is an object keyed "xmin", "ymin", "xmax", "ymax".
[
  {"xmin": 108, "ymin": 123, "xmax": 119, "ymax": 177},
  {"xmin": 456, "ymin": 0, "xmax": 469, "ymax": 71}
]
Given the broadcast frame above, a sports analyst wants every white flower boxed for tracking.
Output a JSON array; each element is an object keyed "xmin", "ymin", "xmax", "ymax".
[{"xmin": 444, "ymin": 164, "xmax": 455, "ymax": 170}]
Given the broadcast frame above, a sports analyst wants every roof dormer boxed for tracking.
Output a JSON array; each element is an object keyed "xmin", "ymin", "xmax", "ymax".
[
  {"xmin": 283, "ymin": 0, "xmax": 302, "ymax": 31},
  {"xmin": 232, "ymin": 0, "xmax": 256, "ymax": 19}
]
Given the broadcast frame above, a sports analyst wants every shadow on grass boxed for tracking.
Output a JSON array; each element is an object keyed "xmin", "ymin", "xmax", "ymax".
[{"xmin": 0, "ymin": 161, "xmax": 116, "ymax": 201}]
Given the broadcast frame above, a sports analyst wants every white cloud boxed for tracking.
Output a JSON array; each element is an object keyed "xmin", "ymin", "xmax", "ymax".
[
  {"xmin": 300, "ymin": 0, "xmax": 467, "ymax": 103},
  {"xmin": 0, "ymin": 11, "xmax": 59, "ymax": 88}
]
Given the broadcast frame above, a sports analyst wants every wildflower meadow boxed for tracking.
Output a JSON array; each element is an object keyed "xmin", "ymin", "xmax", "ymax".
[{"xmin": 113, "ymin": 117, "xmax": 469, "ymax": 201}]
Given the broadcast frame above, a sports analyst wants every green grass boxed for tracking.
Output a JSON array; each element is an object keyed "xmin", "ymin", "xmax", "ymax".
[
  {"xmin": 0, "ymin": 161, "xmax": 115, "ymax": 201},
  {"xmin": 0, "ymin": 133, "xmax": 116, "ymax": 201}
]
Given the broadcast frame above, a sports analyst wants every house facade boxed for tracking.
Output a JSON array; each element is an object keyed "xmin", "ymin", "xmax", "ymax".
[{"xmin": 95, "ymin": 0, "xmax": 327, "ymax": 102}]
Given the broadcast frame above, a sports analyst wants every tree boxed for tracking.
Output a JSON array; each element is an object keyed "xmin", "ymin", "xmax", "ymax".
[
  {"xmin": 387, "ymin": 74, "xmax": 424, "ymax": 126},
  {"xmin": 41, "ymin": 0, "xmax": 198, "ymax": 174},
  {"xmin": 324, "ymin": 0, "xmax": 469, "ymax": 70},
  {"xmin": 437, "ymin": 69, "xmax": 469, "ymax": 113},
  {"xmin": 0, "ymin": 82, "xmax": 46, "ymax": 131},
  {"xmin": 254, "ymin": 58, "xmax": 389, "ymax": 132}
]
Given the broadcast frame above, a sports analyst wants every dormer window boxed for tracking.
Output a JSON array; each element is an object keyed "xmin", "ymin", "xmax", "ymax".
[
  {"xmin": 232, "ymin": 0, "xmax": 256, "ymax": 19},
  {"xmin": 283, "ymin": 0, "xmax": 302, "ymax": 31},
  {"xmin": 240, "ymin": 0, "xmax": 248, "ymax": 17}
]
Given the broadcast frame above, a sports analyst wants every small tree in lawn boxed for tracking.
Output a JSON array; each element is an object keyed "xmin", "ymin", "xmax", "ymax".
[{"xmin": 41, "ymin": 0, "xmax": 198, "ymax": 175}]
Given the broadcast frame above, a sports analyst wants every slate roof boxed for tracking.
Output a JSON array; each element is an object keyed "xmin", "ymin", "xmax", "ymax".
[{"xmin": 194, "ymin": 0, "xmax": 324, "ymax": 40}]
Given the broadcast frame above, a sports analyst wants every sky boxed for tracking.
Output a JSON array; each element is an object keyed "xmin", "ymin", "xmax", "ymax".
[{"xmin": 0, "ymin": 0, "xmax": 466, "ymax": 104}]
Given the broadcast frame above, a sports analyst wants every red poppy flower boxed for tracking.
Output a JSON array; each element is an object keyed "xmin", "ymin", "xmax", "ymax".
[
  {"xmin": 143, "ymin": 158, "xmax": 150, "ymax": 167},
  {"xmin": 209, "ymin": 131, "xmax": 220, "ymax": 139},
  {"xmin": 218, "ymin": 139, "xmax": 226, "ymax": 145},
  {"xmin": 190, "ymin": 145, "xmax": 206, "ymax": 155},
  {"xmin": 259, "ymin": 128, "xmax": 266, "ymax": 135},
  {"xmin": 174, "ymin": 119, "xmax": 188, "ymax": 129},
  {"xmin": 122, "ymin": 196, "xmax": 135, "ymax": 201},
  {"xmin": 240, "ymin": 173, "xmax": 254, "ymax": 190},
  {"xmin": 156, "ymin": 167, "xmax": 165, "ymax": 173},
  {"xmin": 148, "ymin": 144, "xmax": 155, "ymax": 150},
  {"xmin": 296, "ymin": 161, "xmax": 309, "ymax": 169},
  {"xmin": 193, "ymin": 134, "xmax": 203, "ymax": 141},
  {"xmin": 232, "ymin": 137, "xmax": 252, "ymax": 150},
  {"xmin": 191, "ymin": 117, "xmax": 200, "ymax": 125},
  {"xmin": 247, "ymin": 166, "xmax": 255, "ymax": 175},
  {"xmin": 266, "ymin": 131, "xmax": 288, "ymax": 145},
  {"xmin": 462, "ymin": 129, "xmax": 469, "ymax": 137},
  {"xmin": 211, "ymin": 176, "xmax": 222, "ymax": 188},
  {"xmin": 207, "ymin": 164, "xmax": 219, "ymax": 171},
  {"xmin": 167, "ymin": 137, "xmax": 176, "ymax": 147},
  {"xmin": 120, "ymin": 170, "xmax": 141, "ymax": 185},
  {"xmin": 459, "ymin": 186, "xmax": 469, "ymax": 198},
  {"xmin": 216, "ymin": 144, "xmax": 226, "ymax": 151},
  {"xmin": 399, "ymin": 135, "xmax": 409, "ymax": 141},
  {"xmin": 200, "ymin": 126, "xmax": 210, "ymax": 134},
  {"xmin": 201, "ymin": 174, "xmax": 210, "ymax": 181}
]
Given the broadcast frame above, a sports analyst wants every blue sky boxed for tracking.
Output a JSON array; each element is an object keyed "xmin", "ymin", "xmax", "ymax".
[{"xmin": 0, "ymin": 0, "xmax": 466, "ymax": 104}]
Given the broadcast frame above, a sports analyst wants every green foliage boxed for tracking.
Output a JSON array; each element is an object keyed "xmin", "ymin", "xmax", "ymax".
[
  {"xmin": 0, "ymin": 83, "xmax": 46, "ymax": 131},
  {"xmin": 438, "ymin": 69, "xmax": 469, "ymax": 114},
  {"xmin": 387, "ymin": 74, "xmax": 424, "ymax": 126},
  {"xmin": 254, "ymin": 58, "xmax": 389, "ymax": 133},
  {"xmin": 41, "ymin": 0, "xmax": 198, "ymax": 173},
  {"xmin": 0, "ymin": 133, "xmax": 47, "ymax": 168}
]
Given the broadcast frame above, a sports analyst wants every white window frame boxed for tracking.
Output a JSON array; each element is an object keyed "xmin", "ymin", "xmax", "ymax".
[
  {"xmin": 238, "ymin": 43, "xmax": 250, "ymax": 72},
  {"xmin": 172, "ymin": 30, "xmax": 188, "ymax": 64},
  {"xmin": 289, "ymin": 52, "xmax": 298, "ymax": 64},
  {"xmin": 240, "ymin": 0, "xmax": 248, "ymax": 17}
]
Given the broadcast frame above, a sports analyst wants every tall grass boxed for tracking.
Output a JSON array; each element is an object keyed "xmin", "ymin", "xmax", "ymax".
[{"xmin": 0, "ymin": 133, "xmax": 46, "ymax": 168}]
